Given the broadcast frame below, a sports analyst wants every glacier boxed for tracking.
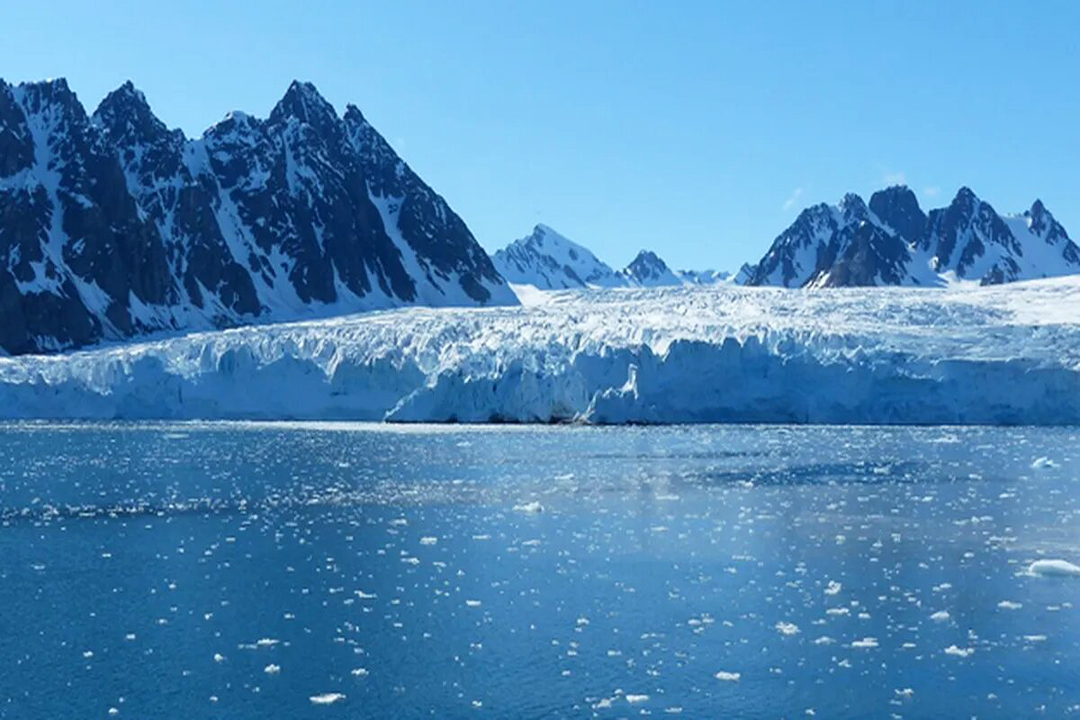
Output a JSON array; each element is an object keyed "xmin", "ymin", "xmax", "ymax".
[{"xmin": 0, "ymin": 277, "xmax": 1078, "ymax": 424}]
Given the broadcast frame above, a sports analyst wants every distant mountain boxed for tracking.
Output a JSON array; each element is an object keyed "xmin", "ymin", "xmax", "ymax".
[
  {"xmin": 493, "ymin": 225, "xmax": 743, "ymax": 293},
  {"xmin": 747, "ymin": 185, "xmax": 1080, "ymax": 287},
  {"xmin": 679, "ymin": 263, "xmax": 755, "ymax": 285},
  {"xmin": 0, "ymin": 78, "xmax": 515, "ymax": 355},
  {"xmin": 678, "ymin": 268, "xmax": 733, "ymax": 285},
  {"xmin": 619, "ymin": 250, "xmax": 683, "ymax": 287},
  {"xmin": 492, "ymin": 224, "xmax": 625, "ymax": 289}
]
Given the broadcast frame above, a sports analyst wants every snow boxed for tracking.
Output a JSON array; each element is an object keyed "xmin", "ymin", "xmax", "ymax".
[
  {"xmin": 493, "ymin": 224, "xmax": 627, "ymax": 290},
  {"xmin": 493, "ymin": 225, "xmax": 738, "ymax": 294},
  {"xmin": 0, "ymin": 278, "xmax": 1078, "ymax": 424}
]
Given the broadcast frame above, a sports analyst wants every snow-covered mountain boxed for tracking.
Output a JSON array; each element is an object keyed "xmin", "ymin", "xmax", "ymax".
[
  {"xmin": 619, "ymin": 250, "xmax": 683, "ymax": 287},
  {"xmin": 493, "ymin": 226, "xmax": 739, "ymax": 292},
  {"xmin": 747, "ymin": 186, "xmax": 1080, "ymax": 288},
  {"xmin": 678, "ymin": 263, "xmax": 755, "ymax": 285},
  {"xmin": 491, "ymin": 224, "xmax": 625, "ymax": 289},
  {"xmin": 2, "ymin": 277, "xmax": 1078, "ymax": 424},
  {"xmin": 0, "ymin": 78, "xmax": 515, "ymax": 355}
]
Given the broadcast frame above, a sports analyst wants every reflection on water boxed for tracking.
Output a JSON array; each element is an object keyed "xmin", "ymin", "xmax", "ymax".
[{"xmin": 0, "ymin": 422, "xmax": 1077, "ymax": 717}]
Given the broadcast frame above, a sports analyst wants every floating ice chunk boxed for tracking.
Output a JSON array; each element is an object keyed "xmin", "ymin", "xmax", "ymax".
[
  {"xmin": 826, "ymin": 607, "xmax": 849, "ymax": 616},
  {"xmin": 1031, "ymin": 457, "xmax": 1058, "ymax": 469},
  {"xmin": 1028, "ymin": 559, "xmax": 1080, "ymax": 577},
  {"xmin": 351, "ymin": 668, "xmax": 368, "ymax": 678},
  {"xmin": 465, "ymin": 600, "xmax": 482, "ymax": 607},
  {"xmin": 813, "ymin": 636, "xmax": 835, "ymax": 645},
  {"xmin": 944, "ymin": 645, "xmax": 974, "ymax": 658},
  {"xmin": 255, "ymin": 638, "xmax": 279, "ymax": 648},
  {"xmin": 851, "ymin": 637, "xmax": 879, "ymax": 649},
  {"xmin": 715, "ymin": 671, "xmax": 741, "ymax": 682},
  {"xmin": 213, "ymin": 653, "xmax": 225, "ymax": 663},
  {"xmin": 775, "ymin": 621, "xmax": 800, "ymax": 636},
  {"xmin": 310, "ymin": 693, "xmax": 346, "ymax": 705},
  {"xmin": 824, "ymin": 581, "xmax": 841, "ymax": 596},
  {"xmin": 1024, "ymin": 634, "xmax": 1048, "ymax": 643},
  {"xmin": 895, "ymin": 688, "xmax": 915, "ymax": 698},
  {"xmin": 626, "ymin": 694, "xmax": 649, "ymax": 704},
  {"xmin": 419, "ymin": 537, "xmax": 438, "ymax": 545},
  {"xmin": 930, "ymin": 610, "xmax": 950, "ymax": 622},
  {"xmin": 513, "ymin": 501, "xmax": 544, "ymax": 514},
  {"xmin": 997, "ymin": 601, "xmax": 1022, "ymax": 610},
  {"xmin": 264, "ymin": 664, "xmax": 280, "ymax": 674}
]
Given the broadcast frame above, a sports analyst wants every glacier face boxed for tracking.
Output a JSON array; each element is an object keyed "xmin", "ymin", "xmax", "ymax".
[{"xmin": 1, "ymin": 279, "xmax": 1078, "ymax": 424}]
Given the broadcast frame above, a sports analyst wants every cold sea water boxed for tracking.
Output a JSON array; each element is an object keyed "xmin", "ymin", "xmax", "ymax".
[{"xmin": 0, "ymin": 422, "xmax": 1077, "ymax": 718}]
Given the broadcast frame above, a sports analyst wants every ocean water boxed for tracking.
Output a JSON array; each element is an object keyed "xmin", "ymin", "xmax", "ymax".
[{"xmin": 0, "ymin": 422, "xmax": 1078, "ymax": 719}]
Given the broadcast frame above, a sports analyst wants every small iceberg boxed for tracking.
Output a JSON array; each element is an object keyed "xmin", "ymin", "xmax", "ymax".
[
  {"xmin": 310, "ymin": 693, "xmax": 346, "ymax": 705},
  {"xmin": 1028, "ymin": 559, "xmax": 1080, "ymax": 577}
]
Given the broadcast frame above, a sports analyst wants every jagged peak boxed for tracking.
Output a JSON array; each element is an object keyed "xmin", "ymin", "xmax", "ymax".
[
  {"xmin": 204, "ymin": 109, "xmax": 259, "ymax": 136},
  {"xmin": 270, "ymin": 80, "xmax": 339, "ymax": 128},
  {"xmin": 787, "ymin": 202, "xmax": 836, "ymax": 232},
  {"xmin": 1030, "ymin": 198, "xmax": 1048, "ymax": 217},
  {"xmin": 93, "ymin": 80, "xmax": 164, "ymax": 137},
  {"xmin": 112, "ymin": 80, "xmax": 147, "ymax": 106},
  {"xmin": 11, "ymin": 77, "xmax": 82, "ymax": 115},
  {"xmin": 838, "ymin": 192, "xmax": 868, "ymax": 220},
  {"xmin": 18, "ymin": 77, "xmax": 72, "ymax": 92},
  {"xmin": 871, "ymin": 184, "xmax": 920, "ymax": 204},
  {"xmin": 629, "ymin": 250, "xmax": 667, "ymax": 268},
  {"xmin": 343, "ymin": 103, "xmax": 367, "ymax": 126},
  {"xmin": 953, "ymin": 186, "xmax": 980, "ymax": 205},
  {"xmin": 530, "ymin": 223, "xmax": 571, "ymax": 242}
]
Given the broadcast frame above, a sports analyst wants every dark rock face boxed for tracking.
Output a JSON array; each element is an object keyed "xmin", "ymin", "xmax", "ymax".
[
  {"xmin": 620, "ymin": 250, "xmax": 681, "ymax": 286},
  {"xmin": 868, "ymin": 185, "xmax": 926, "ymax": 243},
  {"xmin": 0, "ymin": 78, "xmax": 514, "ymax": 355},
  {"xmin": 748, "ymin": 203, "xmax": 841, "ymax": 287},
  {"xmin": 918, "ymin": 187, "xmax": 1021, "ymax": 282},
  {"xmin": 748, "ymin": 185, "xmax": 1080, "ymax": 288}
]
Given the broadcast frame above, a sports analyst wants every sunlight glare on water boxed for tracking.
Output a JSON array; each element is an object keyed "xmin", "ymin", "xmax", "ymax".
[{"xmin": 0, "ymin": 422, "xmax": 1078, "ymax": 718}]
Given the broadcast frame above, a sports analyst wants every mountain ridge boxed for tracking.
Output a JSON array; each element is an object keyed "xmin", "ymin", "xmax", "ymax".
[
  {"xmin": 747, "ymin": 185, "xmax": 1080, "ymax": 288},
  {"xmin": 0, "ymin": 77, "xmax": 515, "ymax": 355}
]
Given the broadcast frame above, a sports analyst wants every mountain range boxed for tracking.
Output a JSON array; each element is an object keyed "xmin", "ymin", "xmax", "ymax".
[
  {"xmin": 0, "ymin": 78, "xmax": 514, "ymax": 355},
  {"xmin": 2, "ymin": 78, "xmax": 1079, "ymax": 357},
  {"xmin": 494, "ymin": 187, "xmax": 1079, "ymax": 294},
  {"xmin": 746, "ymin": 185, "xmax": 1080, "ymax": 287},
  {"xmin": 492, "ymin": 223, "xmax": 744, "ymax": 290}
]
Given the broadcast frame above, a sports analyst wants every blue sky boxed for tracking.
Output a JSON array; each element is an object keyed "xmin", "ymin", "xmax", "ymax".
[{"xmin": 3, "ymin": 1, "xmax": 1079, "ymax": 272}]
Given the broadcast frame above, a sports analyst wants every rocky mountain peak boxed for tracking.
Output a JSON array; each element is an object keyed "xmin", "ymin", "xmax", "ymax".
[
  {"xmin": 269, "ymin": 80, "xmax": 341, "ymax": 139},
  {"xmin": 0, "ymin": 77, "xmax": 516, "ymax": 355},
  {"xmin": 868, "ymin": 185, "xmax": 925, "ymax": 242},
  {"xmin": 93, "ymin": 81, "xmax": 171, "ymax": 146}
]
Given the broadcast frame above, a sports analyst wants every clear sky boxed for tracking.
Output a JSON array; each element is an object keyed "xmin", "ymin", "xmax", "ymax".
[{"xmin": 3, "ymin": 1, "xmax": 1079, "ymax": 272}]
